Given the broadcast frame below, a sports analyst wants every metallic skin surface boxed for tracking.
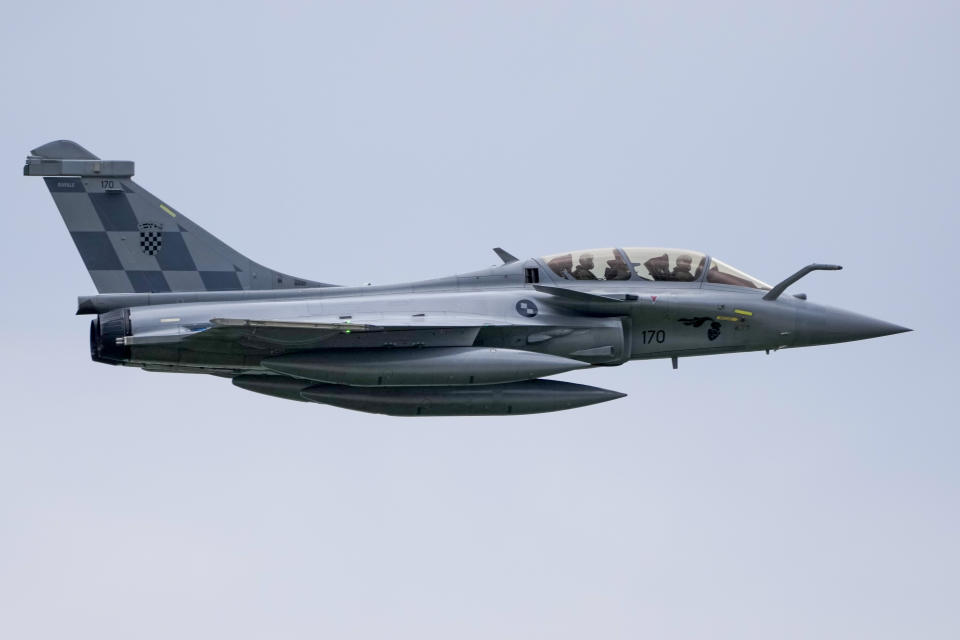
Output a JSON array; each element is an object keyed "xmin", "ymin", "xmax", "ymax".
[{"xmin": 29, "ymin": 141, "xmax": 911, "ymax": 416}]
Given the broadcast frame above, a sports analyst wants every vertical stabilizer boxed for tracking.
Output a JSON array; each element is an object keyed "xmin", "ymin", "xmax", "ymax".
[{"xmin": 25, "ymin": 140, "xmax": 334, "ymax": 293}]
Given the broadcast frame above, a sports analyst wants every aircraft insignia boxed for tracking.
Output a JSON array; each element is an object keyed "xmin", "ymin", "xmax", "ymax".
[
  {"xmin": 138, "ymin": 222, "xmax": 163, "ymax": 256},
  {"xmin": 516, "ymin": 299, "xmax": 538, "ymax": 317},
  {"xmin": 680, "ymin": 316, "xmax": 723, "ymax": 340},
  {"xmin": 708, "ymin": 321, "xmax": 722, "ymax": 341},
  {"xmin": 679, "ymin": 316, "xmax": 711, "ymax": 327}
]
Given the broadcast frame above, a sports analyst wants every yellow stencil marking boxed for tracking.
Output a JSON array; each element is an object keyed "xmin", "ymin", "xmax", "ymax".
[
  {"xmin": 716, "ymin": 315, "xmax": 740, "ymax": 322},
  {"xmin": 160, "ymin": 317, "xmax": 180, "ymax": 323},
  {"xmin": 159, "ymin": 203, "xmax": 177, "ymax": 217},
  {"xmin": 734, "ymin": 309, "xmax": 753, "ymax": 316}
]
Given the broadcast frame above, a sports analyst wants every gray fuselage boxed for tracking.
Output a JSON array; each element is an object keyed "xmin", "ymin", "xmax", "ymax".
[{"xmin": 91, "ymin": 255, "xmax": 902, "ymax": 378}]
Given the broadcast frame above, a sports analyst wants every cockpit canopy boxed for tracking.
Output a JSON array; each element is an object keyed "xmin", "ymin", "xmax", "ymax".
[{"xmin": 541, "ymin": 247, "xmax": 771, "ymax": 289}]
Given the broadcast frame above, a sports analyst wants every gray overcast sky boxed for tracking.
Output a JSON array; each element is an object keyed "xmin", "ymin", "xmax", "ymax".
[{"xmin": 1, "ymin": 1, "xmax": 957, "ymax": 638}]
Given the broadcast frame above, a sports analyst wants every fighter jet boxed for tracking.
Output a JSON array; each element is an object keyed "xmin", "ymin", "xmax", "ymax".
[{"xmin": 25, "ymin": 140, "xmax": 910, "ymax": 416}]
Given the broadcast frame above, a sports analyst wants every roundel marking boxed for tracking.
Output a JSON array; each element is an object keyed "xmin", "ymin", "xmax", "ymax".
[{"xmin": 516, "ymin": 299, "xmax": 538, "ymax": 318}]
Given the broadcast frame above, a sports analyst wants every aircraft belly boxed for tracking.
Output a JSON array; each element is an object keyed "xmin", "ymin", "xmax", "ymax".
[
  {"xmin": 473, "ymin": 318, "xmax": 627, "ymax": 365},
  {"xmin": 261, "ymin": 347, "xmax": 588, "ymax": 386},
  {"xmin": 130, "ymin": 345, "xmax": 261, "ymax": 368}
]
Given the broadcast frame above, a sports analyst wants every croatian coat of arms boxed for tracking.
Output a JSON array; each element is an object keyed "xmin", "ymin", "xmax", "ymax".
[{"xmin": 138, "ymin": 222, "xmax": 163, "ymax": 256}]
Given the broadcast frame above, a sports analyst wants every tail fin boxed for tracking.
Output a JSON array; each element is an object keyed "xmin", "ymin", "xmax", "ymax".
[{"xmin": 25, "ymin": 140, "xmax": 333, "ymax": 293}]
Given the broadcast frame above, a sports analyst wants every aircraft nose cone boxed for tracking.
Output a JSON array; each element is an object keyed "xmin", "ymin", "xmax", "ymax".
[
  {"xmin": 850, "ymin": 317, "xmax": 912, "ymax": 340},
  {"xmin": 796, "ymin": 305, "xmax": 911, "ymax": 346}
]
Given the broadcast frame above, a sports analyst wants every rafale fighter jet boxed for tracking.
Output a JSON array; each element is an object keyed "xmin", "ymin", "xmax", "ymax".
[{"xmin": 26, "ymin": 140, "xmax": 910, "ymax": 416}]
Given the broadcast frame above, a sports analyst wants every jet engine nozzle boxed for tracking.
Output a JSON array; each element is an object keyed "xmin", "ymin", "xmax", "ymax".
[{"xmin": 90, "ymin": 308, "xmax": 131, "ymax": 365}]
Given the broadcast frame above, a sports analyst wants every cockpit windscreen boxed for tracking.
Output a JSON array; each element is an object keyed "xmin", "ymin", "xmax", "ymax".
[
  {"xmin": 706, "ymin": 258, "xmax": 771, "ymax": 290},
  {"xmin": 543, "ymin": 248, "xmax": 631, "ymax": 281},
  {"xmin": 622, "ymin": 248, "xmax": 706, "ymax": 282},
  {"xmin": 540, "ymin": 247, "xmax": 771, "ymax": 289}
]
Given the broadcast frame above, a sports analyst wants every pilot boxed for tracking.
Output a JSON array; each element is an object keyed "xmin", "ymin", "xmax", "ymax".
[
  {"xmin": 573, "ymin": 254, "xmax": 597, "ymax": 280},
  {"xmin": 605, "ymin": 251, "xmax": 630, "ymax": 280},
  {"xmin": 643, "ymin": 253, "xmax": 671, "ymax": 281},
  {"xmin": 672, "ymin": 254, "xmax": 696, "ymax": 281},
  {"xmin": 548, "ymin": 253, "xmax": 574, "ymax": 278}
]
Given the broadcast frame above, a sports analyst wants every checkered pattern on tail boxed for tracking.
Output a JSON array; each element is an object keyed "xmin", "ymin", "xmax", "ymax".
[
  {"xmin": 28, "ymin": 138, "xmax": 335, "ymax": 294},
  {"xmin": 139, "ymin": 227, "xmax": 162, "ymax": 256}
]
